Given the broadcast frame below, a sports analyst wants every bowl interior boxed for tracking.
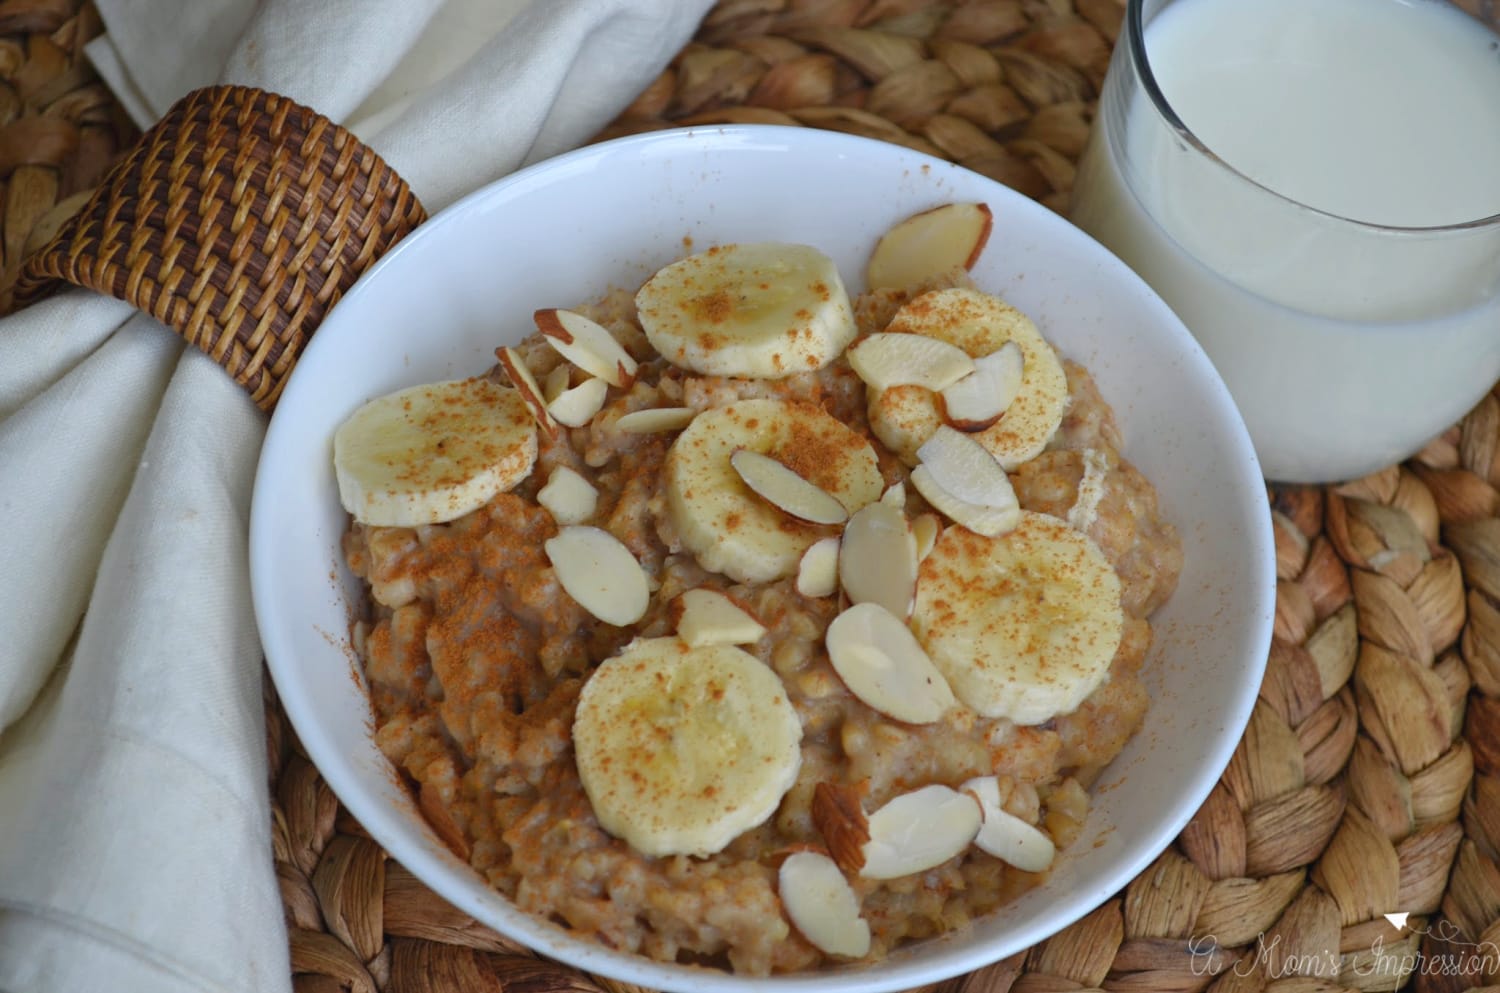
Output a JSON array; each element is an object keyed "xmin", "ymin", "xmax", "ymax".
[{"xmin": 250, "ymin": 125, "xmax": 1274, "ymax": 993}]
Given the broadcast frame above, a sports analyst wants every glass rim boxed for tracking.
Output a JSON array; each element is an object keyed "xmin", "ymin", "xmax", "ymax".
[{"xmin": 1125, "ymin": 0, "xmax": 1500, "ymax": 234}]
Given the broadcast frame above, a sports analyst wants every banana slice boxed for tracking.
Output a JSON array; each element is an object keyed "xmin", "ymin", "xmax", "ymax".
[
  {"xmin": 910, "ymin": 510, "xmax": 1124, "ymax": 725},
  {"xmin": 333, "ymin": 378, "xmax": 537, "ymax": 527},
  {"xmin": 868, "ymin": 288, "xmax": 1068, "ymax": 469},
  {"xmin": 635, "ymin": 242, "xmax": 857, "ymax": 378},
  {"xmin": 572, "ymin": 637, "xmax": 803, "ymax": 857},
  {"xmin": 664, "ymin": 398, "xmax": 884, "ymax": 583}
]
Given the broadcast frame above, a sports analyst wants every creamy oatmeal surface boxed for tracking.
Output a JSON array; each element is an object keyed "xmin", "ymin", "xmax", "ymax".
[{"xmin": 340, "ymin": 234, "xmax": 1182, "ymax": 975}]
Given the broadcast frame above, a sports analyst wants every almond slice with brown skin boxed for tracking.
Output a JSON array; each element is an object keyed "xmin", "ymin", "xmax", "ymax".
[
  {"xmin": 779, "ymin": 851, "xmax": 871, "ymax": 958},
  {"xmin": 670, "ymin": 588, "xmax": 767, "ymax": 647},
  {"xmin": 825, "ymin": 602, "xmax": 956, "ymax": 724},
  {"xmin": 534, "ymin": 308, "xmax": 638, "ymax": 388},
  {"xmin": 839, "ymin": 502, "xmax": 918, "ymax": 618},
  {"xmin": 941, "ymin": 341, "xmax": 1024, "ymax": 432},
  {"xmin": 866, "ymin": 202, "xmax": 993, "ymax": 291},
  {"xmin": 846, "ymin": 332, "xmax": 975, "ymax": 392},
  {"xmin": 812, "ymin": 782, "xmax": 870, "ymax": 874},
  {"xmin": 796, "ymin": 536, "xmax": 840, "ymax": 598},
  {"xmin": 962, "ymin": 775, "xmax": 1056, "ymax": 873},
  {"xmin": 730, "ymin": 449, "xmax": 849, "ymax": 526},
  {"xmin": 547, "ymin": 377, "xmax": 609, "ymax": 428},
  {"xmin": 496, "ymin": 347, "xmax": 559, "ymax": 437},
  {"xmin": 860, "ymin": 784, "xmax": 983, "ymax": 880},
  {"xmin": 615, "ymin": 406, "xmax": 697, "ymax": 434},
  {"xmin": 543, "ymin": 525, "xmax": 649, "ymax": 626}
]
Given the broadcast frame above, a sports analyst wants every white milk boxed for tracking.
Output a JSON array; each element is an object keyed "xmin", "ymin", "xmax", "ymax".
[{"xmin": 1071, "ymin": 0, "xmax": 1500, "ymax": 483}]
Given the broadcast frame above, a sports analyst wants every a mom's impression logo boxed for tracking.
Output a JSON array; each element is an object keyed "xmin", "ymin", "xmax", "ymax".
[{"xmin": 1187, "ymin": 913, "xmax": 1500, "ymax": 983}]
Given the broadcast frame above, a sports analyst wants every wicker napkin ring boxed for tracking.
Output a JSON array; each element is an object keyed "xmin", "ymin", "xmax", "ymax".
[{"xmin": 15, "ymin": 85, "xmax": 427, "ymax": 412}]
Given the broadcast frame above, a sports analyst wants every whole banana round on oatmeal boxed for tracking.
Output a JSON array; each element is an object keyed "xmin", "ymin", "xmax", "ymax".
[
  {"xmin": 571, "ymin": 637, "xmax": 804, "ymax": 858},
  {"xmin": 333, "ymin": 378, "xmax": 537, "ymax": 527},
  {"xmin": 864, "ymin": 287, "xmax": 1070, "ymax": 470},
  {"xmin": 635, "ymin": 241, "xmax": 858, "ymax": 378},
  {"xmin": 911, "ymin": 510, "xmax": 1125, "ymax": 725},
  {"xmin": 663, "ymin": 397, "xmax": 885, "ymax": 583}
]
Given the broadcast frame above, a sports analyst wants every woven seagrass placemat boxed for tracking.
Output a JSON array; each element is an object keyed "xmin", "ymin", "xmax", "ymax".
[{"xmin": 7, "ymin": 2, "xmax": 1500, "ymax": 992}]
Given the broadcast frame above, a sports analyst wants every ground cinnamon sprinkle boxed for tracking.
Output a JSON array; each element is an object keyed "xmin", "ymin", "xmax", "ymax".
[
  {"xmin": 773, "ymin": 402, "xmax": 861, "ymax": 491},
  {"xmin": 693, "ymin": 290, "xmax": 733, "ymax": 325}
]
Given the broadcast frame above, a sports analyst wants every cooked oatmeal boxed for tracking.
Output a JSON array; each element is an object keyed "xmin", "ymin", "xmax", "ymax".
[{"xmin": 343, "ymin": 261, "xmax": 1182, "ymax": 974}]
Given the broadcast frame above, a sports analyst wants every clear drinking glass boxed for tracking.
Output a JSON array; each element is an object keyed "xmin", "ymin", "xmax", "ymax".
[{"xmin": 1070, "ymin": 0, "xmax": 1500, "ymax": 484}]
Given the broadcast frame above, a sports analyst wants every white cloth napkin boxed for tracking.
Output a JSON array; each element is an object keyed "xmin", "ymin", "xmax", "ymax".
[{"xmin": 0, "ymin": 2, "xmax": 710, "ymax": 991}]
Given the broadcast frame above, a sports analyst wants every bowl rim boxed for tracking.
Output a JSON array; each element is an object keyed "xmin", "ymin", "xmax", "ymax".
[{"xmin": 251, "ymin": 123, "xmax": 1275, "ymax": 993}]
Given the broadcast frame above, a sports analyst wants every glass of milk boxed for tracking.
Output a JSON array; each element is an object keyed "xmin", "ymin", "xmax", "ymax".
[{"xmin": 1070, "ymin": 0, "xmax": 1500, "ymax": 484}]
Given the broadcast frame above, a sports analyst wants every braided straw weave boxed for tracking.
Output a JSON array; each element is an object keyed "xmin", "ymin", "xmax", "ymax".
[
  {"xmin": 15, "ymin": 83, "xmax": 427, "ymax": 410},
  {"xmin": 5, "ymin": 1, "xmax": 1500, "ymax": 992},
  {"xmin": 0, "ymin": 0, "xmax": 133, "ymax": 310}
]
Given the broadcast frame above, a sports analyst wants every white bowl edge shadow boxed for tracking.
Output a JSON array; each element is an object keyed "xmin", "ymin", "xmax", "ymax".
[{"xmin": 250, "ymin": 125, "xmax": 1276, "ymax": 993}]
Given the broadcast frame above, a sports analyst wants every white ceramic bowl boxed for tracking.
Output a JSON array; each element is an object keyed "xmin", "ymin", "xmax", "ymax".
[{"xmin": 251, "ymin": 125, "xmax": 1274, "ymax": 993}]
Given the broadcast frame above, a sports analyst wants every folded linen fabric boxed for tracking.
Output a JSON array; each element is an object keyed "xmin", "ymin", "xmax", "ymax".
[{"xmin": 0, "ymin": 2, "xmax": 711, "ymax": 991}]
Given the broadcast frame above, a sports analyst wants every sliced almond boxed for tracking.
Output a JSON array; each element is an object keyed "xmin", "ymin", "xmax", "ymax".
[
  {"xmin": 825, "ymin": 602, "xmax": 956, "ymax": 724},
  {"xmin": 615, "ymin": 406, "xmax": 697, "ymax": 434},
  {"xmin": 543, "ymin": 363, "xmax": 572, "ymax": 404},
  {"xmin": 860, "ymin": 784, "xmax": 983, "ymax": 879},
  {"xmin": 779, "ymin": 851, "xmax": 872, "ymax": 958},
  {"xmin": 880, "ymin": 481, "xmax": 906, "ymax": 509},
  {"xmin": 839, "ymin": 502, "xmax": 918, "ymax": 619},
  {"xmin": 797, "ymin": 536, "xmax": 841, "ymax": 598},
  {"xmin": 912, "ymin": 513, "xmax": 940, "ymax": 561},
  {"xmin": 963, "ymin": 776, "xmax": 1056, "ymax": 873},
  {"xmin": 812, "ymin": 782, "xmax": 871, "ymax": 875},
  {"xmin": 917, "ymin": 426, "xmax": 1016, "ymax": 506},
  {"xmin": 547, "ymin": 377, "xmax": 609, "ymax": 428},
  {"xmin": 941, "ymin": 341, "xmax": 1024, "ymax": 432},
  {"xmin": 910, "ymin": 465, "xmax": 1019, "ymax": 538},
  {"xmin": 496, "ymin": 347, "xmax": 559, "ymax": 436},
  {"xmin": 867, "ymin": 202, "xmax": 994, "ymax": 291},
  {"xmin": 543, "ymin": 525, "xmax": 649, "ymax": 626},
  {"xmin": 670, "ymin": 588, "xmax": 767, "ymax": 647},
  {"xmin": 730, "ymin": 448, "xmax": 849, "ymax": 526},
  {"xmin": 537, "ymin": 465, "xmax": 598, "ymax": 525},
  {"xmin": 847, "ymin": 333, "xmax": 975, "ymax": 392},
  {"xmin": 534, "ymin": 308, "xmax": 639, "ymax": 388}
]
